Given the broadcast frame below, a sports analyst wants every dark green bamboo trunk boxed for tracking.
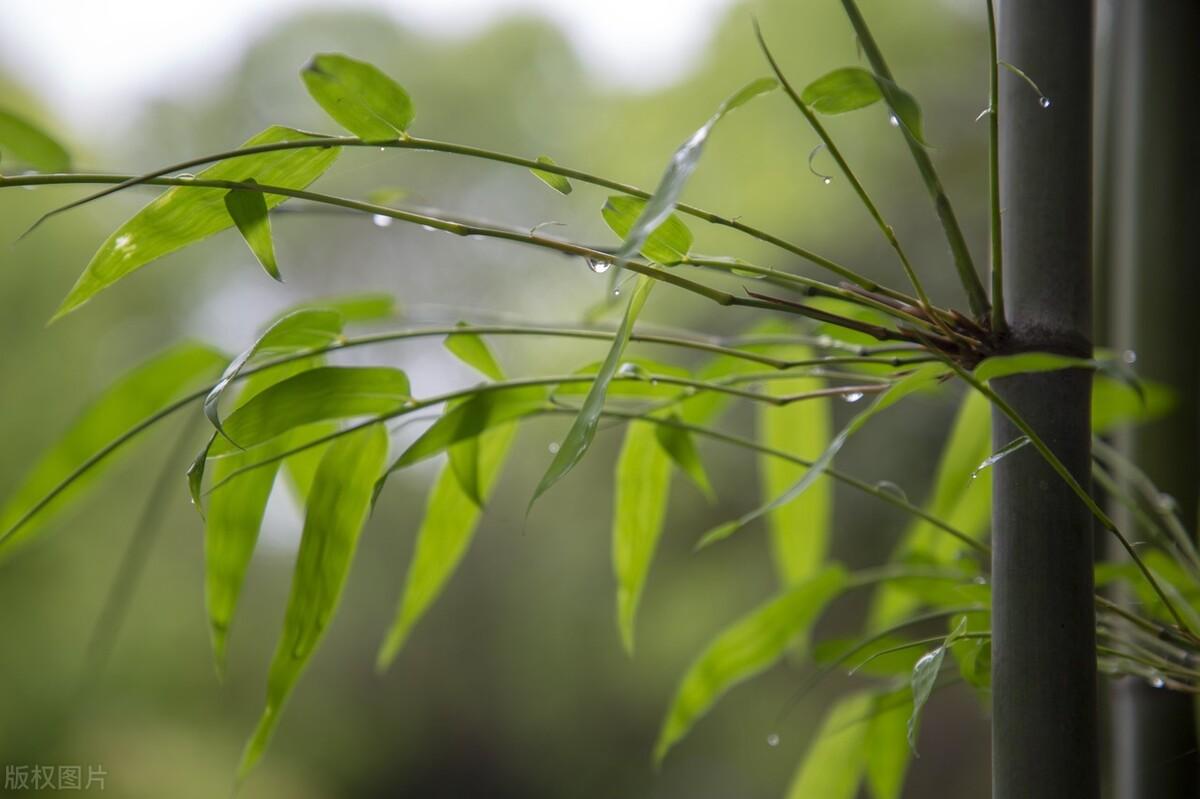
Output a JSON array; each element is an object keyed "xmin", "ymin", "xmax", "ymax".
[
  {"xmin": 991, "ymin": 2, "xmax": 1098, "ymax": 797},
  {"xmin": 1106, "ymin": 1, "xmax": 1200, "ymax": 796}
]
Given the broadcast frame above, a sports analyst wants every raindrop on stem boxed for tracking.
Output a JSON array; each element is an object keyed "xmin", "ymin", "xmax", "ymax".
[{"xmin": 372, "ymin": 214, "xmax": 393, "ymax": 228}]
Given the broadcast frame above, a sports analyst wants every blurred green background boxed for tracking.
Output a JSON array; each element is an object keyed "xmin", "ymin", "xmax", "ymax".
[{"xmin": 1, "ymin": 1, "xmax": 994, "ymax": 796}]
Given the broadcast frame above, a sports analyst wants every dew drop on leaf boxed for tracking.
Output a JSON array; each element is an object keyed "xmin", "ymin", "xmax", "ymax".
[
  {"xmin": 888, "ymin": 114, "xmax": 900, "ymax": 127},
  {"xmin": 1039, "ymin": 96, "xmax": 1052, "ymax": 109},
  {"xmin": 372, "ymin": 214, "xmax": 393, "ymax": 228},
  {"xmin": 548, "ymin": 441, "xmax": 561, "ymax": 454},
  {"xmin": 766, "ymin": 733, "xmax": 780, "ymax": 747},
  {"xmin": 585, "ymin": 257, "xmax": 612, "ymax": 274}
]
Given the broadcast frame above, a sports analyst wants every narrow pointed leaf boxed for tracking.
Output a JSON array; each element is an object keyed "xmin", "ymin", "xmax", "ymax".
[
  {"xmin": 973, "ymin": 351, "xmax": 1094, "ymax": 383},
  {"xmin": 238, "ymin": 423, "xmax": 388, "ymax": 780},
  {"xmin": 653, "ymin": 565, "xmax": 847, "ymax": 764},
  {"xmin": 224, "ymin": 179, "xmax": 280, "ymax": 281},
  {"xmin": 907, "ymin": 618, "xmax": 967, "ymax": 753},
  {"xmin": 530, "ymin": 275, "xmax": 653, "ymax": 508},
  {"xmin": 699, "ymin": 366, "xmax": 944, "ymax": 548},
  {"xmin": 54, "ymin": 126, "xmax": 340, "ymax": 319},
  {"xmin": 613, "ymin": 420, "xmax": 673, "ymax": 655},
  {"xmin": 376, "ymin": 421, "xmax": 516, "ymax": 668},
  {"xmin": 785, "ymin": 692, "xmax": 873, "ymax": 799},
  {"xmin": 611, "ymin": 78, "xmax": 777, "ymax": 268},
  {"xmin": 530, "ymin": 155, "xmax": 572, "ymax": 195},
  {"xmin": 444, "ymin": 325, "xmax": 504, "ymax": 381},
  {"xmin": 758, "ymin": 343, "xmax": 831, "ymax": 585},
  {"xmin": 654, "ymin": 422, "xmax": 715, "ymax": 501},
  {"xmin": 801, "ymin": 67, "xmax": 926, "ymax": 144},
  {"xmin": 207, "ymin": 366, "xmax": 410, "ymax": 456},
  {"xmin": 301, "ymin": 53, "xmax": 414, "ymax": 140},
  {"xmin": 0, "ymin": 342, "xmax": 226, "ymax": 553},
  {"xmin": 970, "ymin": 435, "xmax": 1030, "ymax": 479},
  {"xmin": 0, "ymin": 109, "xmax": 70, "ymax": 171},
  {"xmin": 602, "ymin": 196, "xmax": 692, "ymax": 265},
  {"xmin": 865, "ymin": 691, "xmax": 913, "ymax": 799},
  {"xmin": 204, "ymin": 308, "xmax": 345, "ymax": 439},
  {"xmin": 392, "ymin": 385, "xmax": 547, "ymax": 470}
]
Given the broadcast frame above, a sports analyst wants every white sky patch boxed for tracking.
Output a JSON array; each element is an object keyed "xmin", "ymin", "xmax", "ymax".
[{"xmin": 0, "ymin": 0, "xmax": 735, "ymax": 130}]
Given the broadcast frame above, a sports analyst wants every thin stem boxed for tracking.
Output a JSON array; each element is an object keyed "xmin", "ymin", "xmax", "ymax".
[
  {"xmin": 10, "ymin": 135, "xmax": 884, "ymax": 293},
  {"xmin": 985, "ymin": 0, "xmax": 1008, "ymax": 334},
  {"xmin": 838, "ymin": 0, "xmax": 991, "ymax": 319}
]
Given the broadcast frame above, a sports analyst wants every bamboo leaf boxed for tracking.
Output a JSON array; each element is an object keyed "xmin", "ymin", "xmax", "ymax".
[
  {"xmin": 207, "ymin": 366, "xmax": 410, "ymax": 456},
  {"xmin": 758, "ymin": 343, "xmax": 831, "ymax": 585},
  {"xmin": 238, "ymin": 423, "xmax": 388, "ymax": 781},
  {"xmin": 654, "ymin": 421, "xmax": 715, "ymax": 501},
  {"xmin": 392, "ymin": 385, "xmax": 547, "ymax": 470},
  {"xmin": 0, "ymin": 342, "xmax": 226, "ymax": 553},
  {"xmin": 301, "ymin": 53, "xmax": 414, "ymax": 140},
  {"xmin": 54, "ymin": 126, "xmax": 341, "ymax": 319},
  {"xmin": 610, "ymin": 78, "xmax": 777, "ymax": 269},
  {"xmin": 653, "ymin": 565, "xmax": 847, "ymax": 764},
  {"xmin": 801, "ymin": 67, "xmax": 925, "ymax": 143},
  {"xmin": 868, "ymin": 391, "xmax": 991, "ymax": 630},
  {"xmin": 973, "ymin": 352, "xmax": 1093, "ymax": 383},
  {"xmin": 908, "ymin": 618, "xmax": 968, "ymax": 753},
  {"xmin": 376, "ymin": 421, "xmax": 516, "ymax": 668},
  {"xmin": 784, "ymin": 692, "xmax": 873, "ymax": 799},
  {"xmin": 865, "ymin": 691, "xmax": 912, "ymax": 799},
  {"xmin": 530, "ymin": 155, "xmax": 572, "ymax": 195},
  {"xmin": 0, "ymin": 108, "xmax": 70, "ymax": 171},
  {"xmin": 204, "ymin": 356, "xmax": 320, "ymax": 674},
  {"xmin": 224, "ymin": 179, "xmax": 280, "ymax": 281},
  {"xmin": 699, "ymin": 366, "xmax": 945, "ymax": 548},
  {"xmin": 601, "ymin": 196, "xmax": 693, "ymax": 265},
  {"xmin": 444, "ymin": 324, "xmax": 504, "ymax": 381},
  {"xmin": 204, "ymin": 308, "xmax": 346, "ymax": 441},
  {"xmin": 530, "ymin": 275, "xmax": 653, "ymax": 509},
  {"xmin": 613, "ymin": 420, "xmax": 673, "ymax": 655},
  {"xmin": 289, "ymin": 292, "xmax": 397, "ymax": 322}
]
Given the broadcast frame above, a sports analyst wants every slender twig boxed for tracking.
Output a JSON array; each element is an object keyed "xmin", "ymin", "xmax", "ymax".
[
  {"xmin": 985, "ymin": 0, "xmax": 1007, "ymax": 334},
  {"xmin": 838, "ymin": 0, "xmax": 991, "ymax": 319}
]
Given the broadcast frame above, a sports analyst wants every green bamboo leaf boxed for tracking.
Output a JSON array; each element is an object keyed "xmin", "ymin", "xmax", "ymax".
[
  {"xmin": 530, "ymin": 275, "xmax": 653, "ymax": 509},
  {"xmin": 289, "ymin": 292, "xmax": 397, "ymax": 322},
  {"xmin": 392, "ymin": 385, "xmax": 547, "ymax": 470},
  {"xmin": 204, "ymin": 308, "xmax": 344, "ymax": 445},
  {"xmin": 973, "ymin": 351, "xmax": 1094, "ymax": 383},
  {"xmin": 207, "ymin": 366, "xmax": 410, "ymax": 456},
  {"xmin": 653, "ymin": 565, "xmax": 847, "ymax": 764},
  {"xmin": 908, "ymin": 618, "xmax": 968, "ymax": 753},
  {"xmin": 785, "ymin": 692, "xmax": 873, "ymax": 799},
  {"xmin": 801, "ymin": 67, "xmax": 926, "ymax": 144},
  {"xmin": 758, "ymin": 343, "xmax": 831, "ymax": 585},
  {"xmin": 610, "ymin": 78, "xmax": 777, "ymax": 269},
  {"xmin": 377, "ymin": 419, "xmax": 516, "ymax": 668},
  {"xmin": 865, "ymin": 691, "xmax": 912, "ymax": 799},
  {"xmin": 699, "ymin": 366, "xmax": 945, "ymax": 548},
  {"xmin": 444, "ymin": 324, "xmax": 504, "ymax": 381},
  {"xmin": 0, "ymin": 109, "xmax": 70, "ymax": 172},
  {"xmin": 868, "ymin": 391, "xmax": 991, "ymax": 630},
  {"xmin": 301, "ymin": 53, "xmax": 415, "ymax": 140},
  {"xmin": 237, "ymin": 423, "xmax": 388, "ymax": 781},
  {"xmin": 529, "ymin": 155, "xmax": 572, "ymax": 195},
  {"xmin": 0, "ymin": 342, "xmax": 226, "ymax": 554},
  {"xmin": 204, "ymin": 357, "xmax": 319, "ymax": 675},
  {"xmin": 1092, "ymin": 374, "xmax": 1173, "ymax": 432},
  {"xmin": 654, "ymin": 421, "xmax": 715, "ymax": 501},
  {"xmin": 224, "ymin": 179, "xmax": 280, "ymax": 281},
  {"xmin": 613, "ymin": 420, "xmax": 673, "ymax": 655},
  {"xmin": 54, "ymin": 127, "xmax": 340, "ymax": 320},
  {"xmin": 601, "ymin": 196, "xmax": 693, "ymax": 265}
]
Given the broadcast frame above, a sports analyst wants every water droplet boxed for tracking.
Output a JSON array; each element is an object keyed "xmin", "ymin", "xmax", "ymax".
[
  {"xmin": 548, "ymin": 442, "xmax": 560, "ymax": 454},
  {"xmin": 1121, "ymin": 350, "xmax": 1137, "ymax": 365},
  {"xmin": 114, "ymin": 234, "xmax": 133, "ymax": 249},
  {"xmin": 1150, "ymin": 674, "xmax": 1165, "ymax": 688},
  {"xmin": 613, "ymin": 288, "xmax": 621, "ymax": 297},
  {"xmin": 975, "ymin": 107, "xmax": 992, "ymax": 122},
  {"xmin": 175, "ymin": 172, "xmax": 196, "ymax": 181},
  {"xmin": 875, "ymin": 480, "xmax": 908, "ymax": 502},
  {"xmin": 617, "ymin": 362, "xmax": 648, "ymax": 379},
  {"xmin": 822, "ymin": 176, "xmax": 832, "ymax": 185},
  {"xmin": 766, "ymin": 733, "xmax": 780, "ymax": 747},
  {"xmin": 379, "ymin": 147, "xmax": 386, "ymax": 152},
  {"xmin": 816, "ymin": 335, "xmax": 834, "ymax": 349},
  {"xmin": 420, "ymin": 224, "xmax": 438, "ymax": 233},
  {"xmin": 586, "ymin": 257, "xmax": 612, "ymax": 274},
  {"xmin": 888, "ymin": 114, "xmax": 900, "ymax": 127},
  {"xmin": 972, "ymin": 576, "xmax": 988, "ymax": 585},
  {"xmin": 843, "ymin": 391, "xmax": 865, "ymax": 404},
  {"xmin": 1156, "ymin": 493, "xmax": 1179, "ymax": 514},
  {"xmin": 1039, "ymin": 96, "xmax": 1051, "ymax": 109},
  {"xmin": 372, "ymin": 214, "xmax": 393, "ymax": 228}
]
